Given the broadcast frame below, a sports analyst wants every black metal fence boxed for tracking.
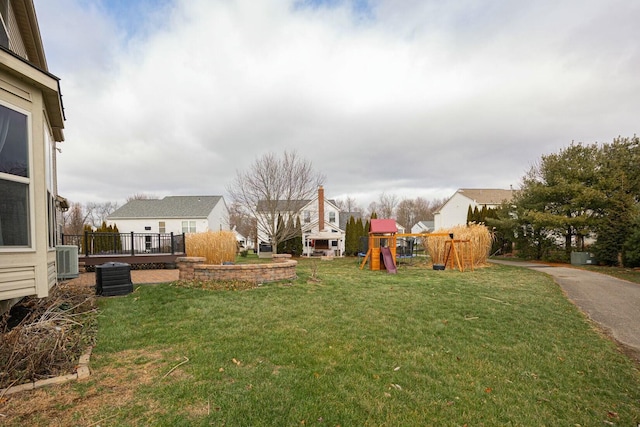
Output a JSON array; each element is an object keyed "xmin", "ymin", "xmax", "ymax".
[{"xmin": 61, "ymin": 232, "xmax": 186, "ymax": 257}]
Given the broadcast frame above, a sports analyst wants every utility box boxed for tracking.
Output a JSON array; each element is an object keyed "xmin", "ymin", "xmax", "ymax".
[
  {"xmin": 571, "ymin": 252, "xmax": 597, "ymax": 266},
  {"xmin": 56, "ymin": 245, "xmax": 79, "ymax": 280},
  {"xmin": 96, "ymin": 262, "xmax": 133, "ymax": 296}
]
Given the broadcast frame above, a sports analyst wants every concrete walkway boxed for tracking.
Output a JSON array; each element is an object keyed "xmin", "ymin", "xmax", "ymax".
[{"xmin": 489, "ymin": 259, "xmax": 640, "ymax": 361}]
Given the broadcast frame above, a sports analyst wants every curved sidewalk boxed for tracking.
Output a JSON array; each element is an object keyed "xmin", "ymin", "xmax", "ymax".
[{"xmin": 489, "ymin": 259, "xmax": 640, "ymax": 361}]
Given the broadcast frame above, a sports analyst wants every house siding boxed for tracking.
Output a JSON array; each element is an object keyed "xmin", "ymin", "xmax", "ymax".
[
  {"xmin": 0, "ymin": 1, "xmax": 65, "ymax": 313},
  {"xmin": 6, "ymin": 2, "xmax": 28, "ymax": 59},
  {"xmin": 434, "ymin": 193, "xmax": 474, "ymax": 230}
]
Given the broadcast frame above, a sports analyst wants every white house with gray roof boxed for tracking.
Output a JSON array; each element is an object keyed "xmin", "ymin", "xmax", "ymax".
[
  {"xmin": 107, "ymin": 196, "xmax": 229, "ymax": 237},
  {"xmin": 433, "ymin": 188, "xmax": 515, "ymax": 231}
]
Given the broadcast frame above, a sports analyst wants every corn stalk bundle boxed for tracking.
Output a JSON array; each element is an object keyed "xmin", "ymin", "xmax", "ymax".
[
  {"xmin": 186, "ymin": 231, "xmax": 237, "ymax": 264},
  {"xmin": 424, "ymin": 224, "xmax": 494, "ymax": 267}
]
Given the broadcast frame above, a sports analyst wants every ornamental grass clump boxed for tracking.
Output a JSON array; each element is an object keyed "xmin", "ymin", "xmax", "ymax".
[
  {"xmin": 186, "ymin": 230, "xmax": 237, "ymax": 264},
  {"xmin": 424, "ymin": 224, "xmax": 493, "ymax": 268}
]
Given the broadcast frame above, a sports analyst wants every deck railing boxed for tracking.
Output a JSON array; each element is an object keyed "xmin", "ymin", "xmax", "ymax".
[{"xmin": 61, "ymin": 232, "xmax": 186, "ymax": 257}]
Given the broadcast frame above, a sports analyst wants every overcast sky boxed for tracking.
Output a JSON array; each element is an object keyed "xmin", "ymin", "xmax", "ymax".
[{"xmin": 33, "ymin": 0, "xmax": 640, "ymax": 209}]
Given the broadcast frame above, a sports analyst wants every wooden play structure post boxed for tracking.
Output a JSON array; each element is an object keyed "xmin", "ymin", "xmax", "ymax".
[
  {"xmin": 359, "ymin": 219, "xmax": 398, "ymax": 271},
  {"xmin": 359, "ymin": 221, "xmax": 476, "ymax": 272}
]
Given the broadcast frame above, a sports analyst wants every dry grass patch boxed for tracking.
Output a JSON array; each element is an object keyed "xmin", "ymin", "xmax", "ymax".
[{"xmin": 0, "ymin": 348, "xmax": 172, "ymax": 426}]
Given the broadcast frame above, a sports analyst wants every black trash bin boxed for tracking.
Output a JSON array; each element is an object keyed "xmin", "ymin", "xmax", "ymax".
[{"xmin": 96, "ymin": 262, "xmax": 133, "ymax": 296}]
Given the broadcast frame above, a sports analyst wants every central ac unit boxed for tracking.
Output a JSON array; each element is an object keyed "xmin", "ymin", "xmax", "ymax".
[{"xmin": 56, "ymin": 245, "xmax": 79, "ymax": 280}]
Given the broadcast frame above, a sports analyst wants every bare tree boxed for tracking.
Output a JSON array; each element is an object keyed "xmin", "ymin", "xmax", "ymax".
[
  {"xmin": 366, "ymin": 201, "xmax": 379, "ymax": 219},
  {"xmin": 84, "ymin": 201, "xmax": 119, "ymax": 228},
  {"xmin": 227, "ymin": 150, "xmax": 324, "ymax": 254},
  {"xmin": 334, "ymin": 196, "xmax": 362, "ymax": 213},
  {"xmin": 395, "ymin": 196, "xmax": 448, "ymax": 229},
  {"xmin": 377, "ymin": 192, "xmax": 399, "ymax": 219},
  {"xmin": 62, "ymin": 202, "xmax": 88, "ymax": 235},
  {"xmin": 126, "ymin": 193, "xmax": 155, "ymax": 202},
  {"xmin": 228, "ymin": 201, "xmax": 257, "ymax": 247}
]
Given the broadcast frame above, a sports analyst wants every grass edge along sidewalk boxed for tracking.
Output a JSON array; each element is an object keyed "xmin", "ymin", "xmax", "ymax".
[{"xmin": 2, "ymin": 258, "xmax": 639, "ymax": 426}]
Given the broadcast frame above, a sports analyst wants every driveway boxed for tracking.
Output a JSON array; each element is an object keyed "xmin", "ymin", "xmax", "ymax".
[{"xmin": 489, "ymin": 259, "xmax": 640, "ymax": 361}]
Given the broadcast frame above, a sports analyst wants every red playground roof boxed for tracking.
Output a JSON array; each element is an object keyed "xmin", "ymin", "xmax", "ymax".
[{"xmin": 369, "ymin": 219, "xmax": 397, "ymax": 234}]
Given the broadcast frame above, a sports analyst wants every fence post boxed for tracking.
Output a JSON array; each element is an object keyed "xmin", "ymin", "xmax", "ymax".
[
  {"xmin": 131, "ymin": 232, "xmax": 135, "ymax": 256},
  {"xmin": 170, "ymin": 232, "xmax": 175, "ymax": 254},
  {"xmin": 182, "ymin": 232, "xmax": 186, "ymax": 254},
  {"xmin": 84, "ymin": 231, "xmax": 89, "ymax": 256}
]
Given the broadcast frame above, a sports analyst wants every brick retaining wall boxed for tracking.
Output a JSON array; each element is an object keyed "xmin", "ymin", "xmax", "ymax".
[{"xmin": 176, "ymin": 257, "xmax": 297, "ymax": 283}]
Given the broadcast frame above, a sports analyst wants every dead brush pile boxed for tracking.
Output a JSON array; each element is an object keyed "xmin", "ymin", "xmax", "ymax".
[{"xmin": 0, "ymin": 282, "xmax": 97, "ymax": 390}]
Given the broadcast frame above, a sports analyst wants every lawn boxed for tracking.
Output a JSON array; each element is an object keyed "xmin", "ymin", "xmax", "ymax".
[{"xmin": 4, "ymin": 258, "xmax": 639, "ymax": 426}]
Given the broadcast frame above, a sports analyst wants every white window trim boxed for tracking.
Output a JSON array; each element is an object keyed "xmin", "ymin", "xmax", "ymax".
[{"xmin": 0, "ymin": 99, "xmax": 33, "ymax": 252}]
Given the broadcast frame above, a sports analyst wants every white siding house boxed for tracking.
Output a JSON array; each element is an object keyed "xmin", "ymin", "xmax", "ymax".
[
  {"xmin": 433, "ymin": 189, "xmax": 514, "ymax": 231},
  {"xmin": 411, "ymin": 220, "xmax": 434, "ymax": 234},
  {"xmin": 107, "ymin": 196, "xmax": 229, "ymax": 241},
  {"xmin": 256, "ymin": 186, "xmax": 349, "ymax": 256},
  {"xmin": 0, "ymin": 0, "xmax": 66, "ymax": 314}
]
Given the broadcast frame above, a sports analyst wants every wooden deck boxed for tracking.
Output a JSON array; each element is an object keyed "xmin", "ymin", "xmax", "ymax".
[{"xmin": 79, "ymin": 253, "xmax": 184, "ymax": 268}]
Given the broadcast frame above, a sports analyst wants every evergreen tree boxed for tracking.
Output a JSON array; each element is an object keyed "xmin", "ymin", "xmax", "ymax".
[
  {"xmin": 592, "ymin": 137, "xmax": 640, "ymax": 265},
  {"xmin": 623, "ymin": 214, "xmax": 640, "ymax": 267},
  {"xmin": 466, "ymin": 205, "xmax": 473, "ymax": 224},
  {"xmin": 345, "ymin": 216, "xmax": 357, "ymax": 256},
  {"xmin": 480, "ymin": 205, "xmax": 488, "ymax": 224},
  {"xmin": 359, "ymin": 217, "xmax": 369, "ymax": 255},
  {"xmin": 291, "ymin": 216, "xmax": 303, "ymax": 256},
  {"xmin": 472, "ymin": 206, "xmax": 480, "ymax": 223}
]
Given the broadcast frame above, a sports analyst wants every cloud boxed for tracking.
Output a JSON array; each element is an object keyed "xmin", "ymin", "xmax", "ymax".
[{"xmin": 34, "ymin": 0, "xmax": 640, "ymax": 208}]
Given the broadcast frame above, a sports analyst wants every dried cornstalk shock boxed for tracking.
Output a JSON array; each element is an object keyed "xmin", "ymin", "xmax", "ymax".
[
  {"xmin": 186, "ymin": 231, "xmax": 237, "ymax": 264},
  {"xmin": 426, "ymin": 224, "xmax": 494, "ymax": 268}
]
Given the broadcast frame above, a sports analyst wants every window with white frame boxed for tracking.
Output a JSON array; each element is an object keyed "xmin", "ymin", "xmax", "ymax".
[
  {"xmin": 182, "ymin": 220, "xmax": 196, "ymax": 233},
  {"xmin": 159, "ymin": 221, "xmax": 166, "ymax": 233},
  {"xmin": 0, "ymin": 103, "xmax": 30, "ymax": 247},
  {"xmin": 303, "ymin": 211, "xmax": 310, "ymax": 223},
  {"xmin": 329, "ymin": 211, "xmax": 336, "ymax": 223}
]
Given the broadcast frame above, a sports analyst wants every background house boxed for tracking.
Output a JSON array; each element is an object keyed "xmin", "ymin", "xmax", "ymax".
[
  {"xmin": 411, "ymin": 220, "xmax": 434, "ymax": 234},
  {"xmin": 256, "ymin": 186, "xmax": 348, "ymax": 256},
  {"xmin": 0, "ymin": 0, "xmax": 66, "ymax": 314},
  {"xmin": 433, "ymin": 188, "xmax": 514, "ymax": 230},
  {"xmin": 107, "ymin": 196, "xmax": 229, "ymax": 247}
]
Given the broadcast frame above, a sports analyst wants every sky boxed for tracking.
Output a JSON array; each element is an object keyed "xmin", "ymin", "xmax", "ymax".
[{"xmin": 33, "ymin": 0, "xmax": 640, "ymax": 209}]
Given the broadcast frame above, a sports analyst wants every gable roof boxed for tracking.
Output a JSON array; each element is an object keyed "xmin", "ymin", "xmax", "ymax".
[
  {"xmin": 456, "ymin": 188, "xmax": 515, "ymax": 205},
  {"xmin": 256, "ymin": 198, "xmax": 339, "ymax": 212},
  {"xmin": 108, "ymin": 196, "xmax": 224, "ymax": 219},
  {"xmin": 340, "ymin": 211, "xmax": 362, "ymax": 232}
]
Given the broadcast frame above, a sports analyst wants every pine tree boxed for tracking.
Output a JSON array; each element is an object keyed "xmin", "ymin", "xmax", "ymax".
[
  {"xmin": 291, "ymin": 216, "xmax": 303, "ymax": 256},
  {"xmin": 472, "ymin": 206, "xmax": 480, "ymax": 223},
  {"xmin": 359, "ymin": 217, "xmax": 368, "ymax": 255},
  {"xmin": 345, "ymin": 216, "xmax": 357, "ymax": 255},
  {"xmin": 466, "ymin": 205, "xmax": 473, "ymax": 224},
  {"xmin": 480, "ymin": 205, "xmax": 488, "ymax": 224}
]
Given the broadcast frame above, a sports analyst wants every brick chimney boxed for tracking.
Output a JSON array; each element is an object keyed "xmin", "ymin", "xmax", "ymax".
[{"xmin": 318, "ymin": 186, "xmax": 324, "ymax": 231}]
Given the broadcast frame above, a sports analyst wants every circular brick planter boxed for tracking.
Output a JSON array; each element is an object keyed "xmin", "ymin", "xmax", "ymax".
[{"xmin": 176, "ymin": 257, "xmax": 297, "ymax": 283}]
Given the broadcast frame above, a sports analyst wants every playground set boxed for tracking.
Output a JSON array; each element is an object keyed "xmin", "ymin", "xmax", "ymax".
[{"xmin": 359, "ymin": 219, "xmax": 474, "ymax": 273}]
